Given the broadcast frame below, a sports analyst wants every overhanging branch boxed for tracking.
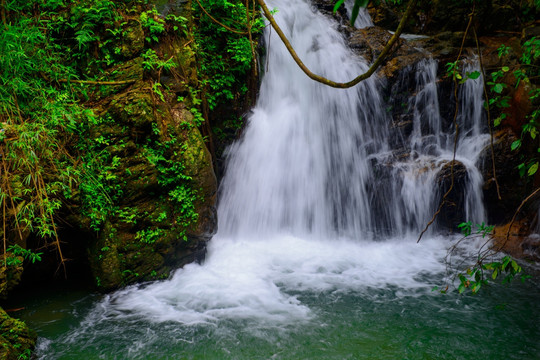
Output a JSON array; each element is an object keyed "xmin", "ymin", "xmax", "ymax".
[{"xmin": 256, "ymin": 0, "xmax": 419, "ymax": 88}]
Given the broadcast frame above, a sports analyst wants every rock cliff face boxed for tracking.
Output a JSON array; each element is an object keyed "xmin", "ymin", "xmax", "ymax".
[
  {"xmin": 367, "ymin": 0, "xmax": 538, "ymax": 35},
  {"xmin": 0, "ymin": 0, "xmax": 221, "ymax": 356}
]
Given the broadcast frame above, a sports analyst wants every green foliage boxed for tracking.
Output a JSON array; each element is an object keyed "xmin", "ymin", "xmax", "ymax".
[
  {"xmin": 493, "ymin": 37, "xmax": 540, "ymax": 177},
  {"xmin": 79, "ymin": 122, "xmax": 126, "ymax": 231},
  {"xmin": 456, "ymin": 256, "xmax": 528, "ymax": 295},
  {"xmin": 5, "ymin": 246, "xmax": 42, "ymax": 266},
  {"xmin": 135, "ymin": 228, "xmax": 164, "ymax": 244},
  {"xmin": 0, "ymin": 0, "xmax": 203, "ymax": 280},
  {"xmin": 140, "ymin": 8, "xmax": 166, "ymax": 43},
  {"xmin": 0, "ymin": 6, "xmax": 95, "ymax": 263},
  {"xmin": 193, "ymin": 0, "xmax": 263, "ymax": 111},
  {"xmin": 436, "ymin": 222, "xmax": 529, "ymax": 295},
  {"xmin": 143, "ymin": 133, "xmax": 199, "ymax": 241},
  {"xmin": 142, "ymin": 49, "xmax": 176, "ymax": 71}
]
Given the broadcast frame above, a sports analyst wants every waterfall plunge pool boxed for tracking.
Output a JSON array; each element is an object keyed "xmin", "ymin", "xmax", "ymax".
[{"xmin": 16, "ymin": 234, "xmax": 540, "ymax": 359}]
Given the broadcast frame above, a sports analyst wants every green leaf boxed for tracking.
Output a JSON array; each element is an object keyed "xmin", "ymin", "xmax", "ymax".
[
  {"xmin": 511, "ymin": 139, "xmax": 522, "ymax": 151},
  {"xmin": 493, "ymin": 83, "xmax": 504, "ymax": 94},
  {"xmin": 528, "ymin": 162, "xmax": 538, "ymax": 176},
  {"xmin": 333, "ymin": 0, "xmax": 345, "ymax": 14},
  {"xmin": 458, "ymin": 221, "xmax": 472, "ymax": 236},
  {"xmin": 511, "ymin": 260, "xmax": 520, "ymax": 273},
  {"xmin": 518, "ymin": 163, "xmax": 526, "ymax": 177},
  {"xmin": 502, "ymin": 66, "xmax": 510, "ymax": 72},
  {"xmin": 468, "ymin": 71, "xmax": 481, "ymax": 79},
  {"xmin": 471, "ymin": 282, "xmax": 482, "ymax": 294},
  {"xmin": 350, "ymin": 0, "xmax": 369, "ymax": 26},
  {"xmin": 492, "ymin": 268, "xmax": 499, "ymax": 280}
]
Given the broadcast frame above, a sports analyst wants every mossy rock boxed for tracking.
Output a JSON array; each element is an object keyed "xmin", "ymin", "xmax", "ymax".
[
  {"xmin": 106, "ymin": 83, "xmax": 155, "ymax": 135},
  {"xmin": 84, "ymin": 3, "xmax": 217, "ymax": 291},
  {"xmin": 0, "ymin": 253, "xmax": 24, "ymax": 300},
  {"xmin": 0, "ymin": 308, "xmax": 36, "ymax": 360},
  {"xmin": 88, "ymin": 86, "xmax": 217, "ymax": 292},
  {"xmin": 120, "ymin": 19, "xmax": 145, "ymax": 59}
]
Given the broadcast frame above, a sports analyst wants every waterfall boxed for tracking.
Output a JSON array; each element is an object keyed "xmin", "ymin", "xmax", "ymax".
[{"xmin": 35, "ymin": 3, "xmax": 499, "ymax": 356}]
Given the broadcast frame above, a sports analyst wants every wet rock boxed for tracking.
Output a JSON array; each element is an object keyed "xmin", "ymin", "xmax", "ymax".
[
  {"xmin": 88, "ymin": 92, "xmax": 217, "ymax": 291},
  {"xmin": 477, "ymin": 129, "xmax": 527, "ymax": 225},
  {"xmin": 435, "ymin": 160, "xmax": 468, "ymax": 230},
  {"xmin": 348, "ymin": 25, "xmax": 427, "ymax": 84},
  {"xmin": 107, "ymin": 83, "xmax": 155, "ymax": 135},
  {"xmin": 522, "ymin": 24, "xmax": 540, "ymax": 40},
  {"xmin": 492, "ymin": 218, "xmax": 540, "ymax": 262},
  {"xmin": 367, "ymin": 0, "xmax": 536, "ymax": 35},
  {"xmin": 0, "ymin": 256, "xmax": 23, "ymax": 300}
]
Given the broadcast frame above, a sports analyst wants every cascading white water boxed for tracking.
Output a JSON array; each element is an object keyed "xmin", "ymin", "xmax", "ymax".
[
  {"xmin": 95, "ymin": 0, "xmax": 492, "ymax": 323},
  {"xmin": 218, "ymin": 0, "xmax": 388, "ymax": 239},
  {"xmin": 378, "ymin": 57, "xmax": 489, "ymax": 235}
]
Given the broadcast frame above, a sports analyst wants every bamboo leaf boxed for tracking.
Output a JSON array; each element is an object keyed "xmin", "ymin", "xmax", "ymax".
[
  {"xmin": 333, "ymin": 0, "xmax": 345, "ymax": 14},
  {"xmin": 350, "ymin": 0, "xmax": 369, "ymax": 26}
]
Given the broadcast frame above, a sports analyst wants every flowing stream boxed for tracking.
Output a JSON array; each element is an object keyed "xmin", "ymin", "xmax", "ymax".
[{"xmin": 19, "ymin": 0, "xmax": 540, "ymax": 358}]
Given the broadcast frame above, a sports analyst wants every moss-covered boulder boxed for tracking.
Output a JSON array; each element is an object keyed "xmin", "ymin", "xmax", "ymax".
[
  {"xmin": 0, "ymin": 256, "xmax": 23, "ymax": 300},
  {"xmin": 86, "ymin": 81, "xmax": 217, "ymax": 291},
  {"xmin": 0, "ymin": 308, "xmax": 36, "ymax": 360}
]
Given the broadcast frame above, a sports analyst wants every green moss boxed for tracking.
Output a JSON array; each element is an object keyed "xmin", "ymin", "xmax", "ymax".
[{"xmin": 0, "ymin": 308, "xmax": 36, "ymax": 360}]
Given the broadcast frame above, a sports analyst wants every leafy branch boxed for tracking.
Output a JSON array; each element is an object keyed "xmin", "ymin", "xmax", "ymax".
[{"xmin": 437, "ymin": 222, "xmax": 529, "ymax": 295}]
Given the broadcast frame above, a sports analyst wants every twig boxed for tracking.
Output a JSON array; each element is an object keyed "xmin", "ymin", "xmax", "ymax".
[
  {"xmin": 2, "ymin": 177, "xmax": 6, "ymax": 269},
  {"xmin": 417, "ymin": 8, "xmax": 475, "ymax": 243},
  {"xmin": 474, "ymin": 27, "xmax": 501, "ymax": 200},
  {"xmin": 2, "ymin": 151, "xmax": 24, "ymax": 242},
  {"xmin": 256, "ymin": 0, "xmax": 419, "ymax": 88},
  {"xmin": 56, "ymin": 79, "xmax": 136, "ymax": 85}
]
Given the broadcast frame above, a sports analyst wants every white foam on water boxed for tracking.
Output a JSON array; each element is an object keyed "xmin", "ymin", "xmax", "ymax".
[{"xmin": 85, "ymin": 234, "xmax": 466, "ymax": 328}]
